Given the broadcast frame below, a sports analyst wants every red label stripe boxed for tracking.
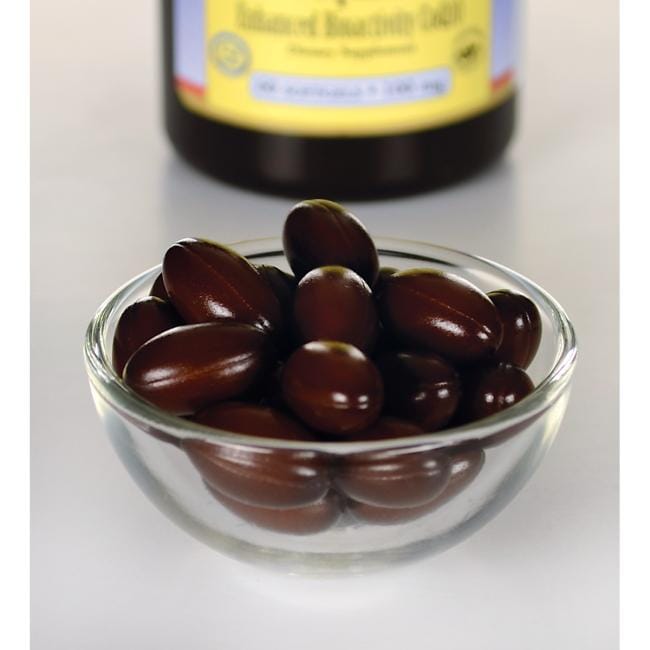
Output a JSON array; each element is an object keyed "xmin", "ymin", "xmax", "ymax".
[
  {"xmin": 492, "ymin": 70, "xmax": 514, "ymax": 92},
  {"xmin": 175, "ymin": 76, "xmax": 205, "ymax": 97}
]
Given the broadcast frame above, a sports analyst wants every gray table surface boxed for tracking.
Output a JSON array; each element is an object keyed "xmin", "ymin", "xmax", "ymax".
[{"xmin": 32, "ymin": 1, "xmax": 618, "ymax": 648}]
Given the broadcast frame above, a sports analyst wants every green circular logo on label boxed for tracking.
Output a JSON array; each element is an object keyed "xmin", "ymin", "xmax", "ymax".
[
  {"xmin": 453, "ymin": 29, "xmax": 486, "ymax": 71},
  {"xmin": 209, "ymin": 32, "xmax": 251, "ymax": 77}
]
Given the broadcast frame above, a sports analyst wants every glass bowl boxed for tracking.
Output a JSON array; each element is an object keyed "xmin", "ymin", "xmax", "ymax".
[{"xmin": 84, "ymin": 238, "xmax": 577, "ymax": 574}]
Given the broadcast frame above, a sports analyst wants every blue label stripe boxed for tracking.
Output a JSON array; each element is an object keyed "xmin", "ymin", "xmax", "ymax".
[
  {"xmin": 491, "ymin": 0, "xmax": 518, "ymax": 83},
  {"xmin": 173, "ymin": 0, "xmax": 205, "ymax": 89}
]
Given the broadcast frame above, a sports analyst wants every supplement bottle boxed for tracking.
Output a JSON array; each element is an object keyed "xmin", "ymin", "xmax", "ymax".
[{"xmin": 163, "ymin": 0, "xmax": 519, "ymax": 197}]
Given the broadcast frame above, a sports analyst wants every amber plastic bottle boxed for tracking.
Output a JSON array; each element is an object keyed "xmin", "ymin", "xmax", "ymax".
[{"xmin": 162, "ymin": 0, "xmax": 517, "ymax": 198}]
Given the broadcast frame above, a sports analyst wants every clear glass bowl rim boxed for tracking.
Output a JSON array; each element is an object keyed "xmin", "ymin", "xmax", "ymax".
[{"xmin": 84, "ymin": 237, "xmax": 577, "ymax": 454}]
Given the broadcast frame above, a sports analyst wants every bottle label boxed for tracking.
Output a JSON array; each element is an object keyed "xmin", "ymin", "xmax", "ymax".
[{"xmin": 173, "ymin": 0, "xmax": 518, "ymax": 136}]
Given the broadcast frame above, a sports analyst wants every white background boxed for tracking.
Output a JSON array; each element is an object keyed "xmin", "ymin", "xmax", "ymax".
[{"xmin": 31, "ymin": 1, "xmax": 618, "ymax": 648}]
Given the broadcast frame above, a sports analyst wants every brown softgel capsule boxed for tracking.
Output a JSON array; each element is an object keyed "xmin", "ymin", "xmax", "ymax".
[
  {"xmin": 378, "ymin": 351, "xmax": 461, "ymax": 431},
  {"xmin": 204, "ymin": 484, "xmax": 342, "ymax": 535},
  {"xmin": 282, "ymin": 341, "xmax": 384, "ymax": 436},
  {"xmin": 348, "ymin": 416, "xmax": 424, "ymax": 442},
  {"xmin": 348, "ymin": 445, "xmax": 485, "ymax": 525},
  {"xmin": 282, "ymin": 200, "xmax": 379, "ymax": 286},
  {"xmin": 293, "ymin": 266, "xmax": 378, "ymax": 352},
  {"xmin": 380, "ymin": 269, "xmax": 503, "ymax": 363},
  {"xmin": 488, "ymin": 290, "xmax": 542, "ymax": 369},
  {"xmin": 347, "ymin": 494, "xmax": 438, "ymax": 526},
  {"xmin": 184, "ymin": 403, "xmax": 330, "ymax": 508},
  {"xmin": 123, "ymin": 323, "xmax": 274, "ymax": 415},
  {"xmin": 373, "ymin": 267, "xmax": 399, "ymax": 300},
  {"xmin": 338, "ymin": 447, "xmax": 451, "ymax": 509},
  {"xmin": 149, "ymin": 272, "xmax": 170, "ymax": 302},
  {"xmin": 459, "ymin": 363, "xmax": 535, "ymax": 423},
  {"xmin": 480, "ymin": 410, "xmax": 546, "ymax": 449},
  {"xmin": 112, "ymin": 297, "xmax": 182, "ymax": 376},
  {"xmin": 192, "ymin": 402, "xmax": 315, "ymax": 441},
  {"xmin": 257, "ymin": 265, "xmax": 297, "ymax": 318},
  {"xmin": 162, "ymin": 238, "xmax": 283, "ymax": 334},
  {"xmin": 438, "ymin": 446, "xmax": 486, "ymax": 503}
]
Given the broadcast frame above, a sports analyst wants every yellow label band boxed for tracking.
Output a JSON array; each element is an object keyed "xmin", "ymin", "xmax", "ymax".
[{"xmin": 172, "ymin": 0, "xmax": 519, "ymax": 137}]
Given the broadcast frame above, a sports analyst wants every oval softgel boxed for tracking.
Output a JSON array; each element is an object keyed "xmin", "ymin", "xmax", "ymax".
[
  {"xmin": 283, "ymin": 200, "xmax": 379, "ymax": 286},
  {"xmin": 282, "ymin": 341, "xmax": 384, "ymax": 436},
  {"xmin": 163, "ymin": 238, "xmax": 283, "ymax": 334},
  {"xmin": 380, "ymin": 269, "xmax": 503, "ymax": 363},
  {"xmin": 293, "ymin": 266, "xmax": 378, "ymax": 352},
  {"xmin": 123, "ymin": 323, "xmax": 274, "ymax": 415}
]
